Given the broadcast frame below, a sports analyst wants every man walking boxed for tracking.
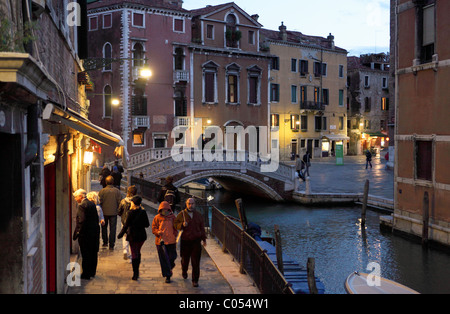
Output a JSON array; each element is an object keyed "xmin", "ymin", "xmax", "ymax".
[
  {"xmin": 98, "ymin": 175, "xmax": 122, "ymax": 250},
  {"xmin": 365, "ymin": 149, "xmax": 373, "ymax": 169},
  {"xmin": 174, "ymin": 198, "xmax": 207, "ymax": 287},
  {"xmin": 302, "ymin": 151, "xmax": 311, "ymax": 177},
  {"xmin": 73, "ymin": 189, "xmax": 100, "ymax": 280}
]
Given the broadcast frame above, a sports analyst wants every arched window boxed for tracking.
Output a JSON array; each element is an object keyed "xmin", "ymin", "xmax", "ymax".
[
  {"xmin": 225, "ymin": 14, "xmax": 240, "ymax": 48},
  {"xmin": 133, "ymin": 43, "xmax": 145, "ymax": 68},
  {"xmin": 103, "ymin": 43, "xmax": 112, "ymax": 71},
  {"xmin": 104, "ymin": 85, "xmax": 112, "ymax": 117}
]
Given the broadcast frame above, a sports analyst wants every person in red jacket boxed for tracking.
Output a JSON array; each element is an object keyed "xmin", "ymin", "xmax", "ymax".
[
  {"xmin": 174, "ymin": 198, "xmax": 207, "ymax": 287},
  {"xmin": 152, "ymin": 201, "xmax": 178, "ymax": 283}
]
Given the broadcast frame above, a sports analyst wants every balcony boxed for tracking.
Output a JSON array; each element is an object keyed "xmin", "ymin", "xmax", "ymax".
[
  {"xmin": 300, "ymin": 101, "xmax": 326, "ymax": 111},
  {"xmin": 174, "ymin": 116, "xmax": 190, "ymax": 127},
  {"xmin": 174, "ymin": 70, "xmax": 189, "ymax": 83},
  {"xmin": 133, "ymin": 116, "xmax": 150, "ymax": 130}
]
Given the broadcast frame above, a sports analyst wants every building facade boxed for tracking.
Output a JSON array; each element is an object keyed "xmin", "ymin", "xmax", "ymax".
[
  {"xmin": 188, "ymin": 3, "xmax": 271, "ymax": 153},
  {"xmin": 393, "ymin": 0, "xmax": 450, "ymax": 246},
  {"xmin": 0, "ymin": 0, "xmax": 123, "ymax": 294},
  {"xmin": 260, "ymin": 24, "xmax": 348, "ymax": 161},
  {"xmin": 347, "ymin": 53, "xmax": 390, "ymax": 156},
  {"xmin": 87, "ymin": 0, "xmax": 191, "ymax": 164}
]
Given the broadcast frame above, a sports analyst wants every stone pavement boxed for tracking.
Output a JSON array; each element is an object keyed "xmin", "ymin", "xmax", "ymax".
[
  {"xmin": 67, "ymin": 181, "xmax": 259, "ymax": 294},
  {"xmin": 293, "ymin": 154, "xmax": 394, "ymax": 200}
]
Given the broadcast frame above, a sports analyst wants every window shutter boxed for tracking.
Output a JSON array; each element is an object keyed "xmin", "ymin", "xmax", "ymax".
[{"xmin": 423, "ymin": 5, "xmax": 435, "ymax": 46}]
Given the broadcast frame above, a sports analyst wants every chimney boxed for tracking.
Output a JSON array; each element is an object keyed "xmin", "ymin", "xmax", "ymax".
[
  {"xmin": 327, "ymin": 33, "xmax": 335, "ymax": 49},
  {"xmin": 251, "ymin": 14, "xmax": 259, "ymax": 22},
  {"xmin": 279, "ymin": 22, "xmax": 287, "ymax": 41}
]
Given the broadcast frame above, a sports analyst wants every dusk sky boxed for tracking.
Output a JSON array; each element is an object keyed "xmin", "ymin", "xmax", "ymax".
[{"xmin": 183, "ymin": 0, "xmax": 391, "ymax": 56}]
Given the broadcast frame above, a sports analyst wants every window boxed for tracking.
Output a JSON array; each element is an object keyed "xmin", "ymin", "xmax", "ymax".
[
  {"xmin": 270, "ymin": 114, "xmax": 279, "ymax": 128},
  {"xmin": 339, "ymin": 90, "xmax": 344, "ymax": 107},
  {"xmin": 291, "ymin": 59, "xmax": 297, "ymax": 72},
  {"xmin": 227, "ymin": 75, "xmax": 238, "ymax": 104},
  {"xmin": 321, "ymin": 63, "xmax": 327, "ymax": 76},
  {"xmin": 315, "ymin": 116, "xmax": 322, "ymax": 131},
  {"xmin": 381, "ymin": 97, "xmax": 389, "ymax": 111},
  {"xmin": 300, "ymin": 60, "xmax": 308, "ymax": 76},
  {"xmin": 174, "ymin": 90, "xmax": 187, "ymax": 116},
  {"xmin": 416, "ymin": 140, "xmax": 432, "ymax": 181},
  {"xmin": 133, "ymin": 43, "xmax": 145, "ymax": 68},
  {"xmin": 132, "ymin": 87, "xmax": 147, "ymax": 116},
  {"xmin": 314, "ymin": 87, "xmax": 320, "ymax": 104},
  {"xmin": 365, "ymin": 97, "xmax": 371, "ymax": 112},
  {"xmin": 248, "ymin": 65, "xmax": 262, "ymax": 105},
  {"xmin": 364, "ymin": 120, "xmax": 371, "ymax": 129},
  {"xmin": 103, "ymin": 43, "xmax": 112, "ymax": 71},
  {"xmin": 322, "ymin": 116, "xmax": 327, "ymax": 130},
  {"xmin": 270, "ymin": 83, "xmax": 280, "ymax": 102},
  {"xmin": 271, "ymin": 57, "xmax": 280, "ymax": 70},
  {"xmin": 103, "ymin": 13, "xmax": 112, "ymax": 29},
  {"xmin": 421, "ymin": 4, "xmax": 435, "ymax": 64},
  {"xmin": 291, "ymin": 85, "xmax": 297, "ymax": 103},
  {"xmin": 339, "ymin": 117, "xmax": 344, "ymax": 130},
  {"xmin": 89, "ymin": 16, "xmax": 98, "ymax": 31},
  {"xmin": 248, "ymin": 31, "xmax": 255, "ymax": 45},
  {"xmin": 154, "ymin": 138, "xmax": 166, "ymax": 149},
  {"xmin": 314, "ymin": 62, "xmax": 321, "ymax": 77},
  {"xmin": 202, "ymin": 62, "xmax": 218, "ymax": 103},
  {"xmin": 103, "ymin": 85, "xmax": 112, "ymax": 118},
  {"xmin": 132, "ymin": 12, "xmax": 144, "ymax": 28},
  {"xmin": 133, "ymin": 130, "xmax": 145, "ymax": 146},
  {"xmin": 291, "ymin": 114, "xmax": 300, "ymax": 130},
  {"xmin": 174, "ymin": 47, "xmax": 184, "ymax": 70},
  {"xmin": 322, "ymin": 89, "xmax": 329, "ymax": 105},
  {"xmin": 174, "ymin": 18, "xmax": 184, "ymax": 32},
  {"xmin": 339, "ymin": 65, "xmax": 344, "ymax": 78},
  {"xmin": 206, "ymin": 24, "xmax": 214, "ymax": 39},
  {"xmin": 382, "ymin": 77, "xmax": 388, "ymax": 89},
  {"xmin": 300, "ymin": 86, "xmax": 307, "ymax": 105},
  {"xmin": 225, "ymin": 14, "xmax": 239, "ymax": 48},
  {"xmin": 364, "ymin": 75, "xmax": 370, "ymax": 88},
  {"xmin": 301, "ymin": 115, "xmax": 308, "ymax": 131}
]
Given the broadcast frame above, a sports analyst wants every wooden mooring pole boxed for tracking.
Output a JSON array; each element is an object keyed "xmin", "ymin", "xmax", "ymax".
[
  {"xmin": 422, "ymin": 191, "xmax": 429, "ymax": 246},
  {"xmin": 361, "ymin": 179, "xmax": 369, "ymax": 226},
  {"xmin": 274, "ymin": 225, "xmax": 284, "ymax": 275},
  {"xmin": 307, "ymin": 257, "xmax": 318, "ymax": 294}
]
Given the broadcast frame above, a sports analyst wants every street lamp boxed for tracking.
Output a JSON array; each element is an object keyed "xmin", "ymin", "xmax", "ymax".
[
  {"xmin": 111, "ymin": 98, "xmax": 120, "ymax": 106},
  {"xmin": 140, "ymin": 68, "xmax": 152, "ymax": 78}
]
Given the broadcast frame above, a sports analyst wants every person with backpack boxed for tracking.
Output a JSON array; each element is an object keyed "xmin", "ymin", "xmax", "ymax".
[
  {"xmin": 157, "ymin": 176, "xmax": 180, "ymax": 212},
  {"xmin": 118, "ymin": 185, "xmax": 137, "ymax": 261}
]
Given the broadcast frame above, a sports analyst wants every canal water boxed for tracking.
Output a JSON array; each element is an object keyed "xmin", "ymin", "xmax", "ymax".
[{"xmin": 200, "ymin": 188, "xmax": 450, "ymax": 294}]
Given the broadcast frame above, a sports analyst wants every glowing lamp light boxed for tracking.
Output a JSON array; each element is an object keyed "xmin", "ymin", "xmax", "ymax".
[
  {"xmin": 111, "ymin": 98, "xmax": 120, "ymax": 106},
  {"xmin": 84, "ymin": 150, "xmax": 94, "ymax": 166},
  {"xmin": 207, "ymin": 119, "xmax": 212, "ymax": 124},
  {"xmin": 140, "ymin": 68, "xmax": 152, "ymax": 78}
]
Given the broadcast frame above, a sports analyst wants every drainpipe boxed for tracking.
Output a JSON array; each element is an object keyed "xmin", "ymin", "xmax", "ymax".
[{"xmin": 25, "ymin": 103, "xmax": 40, "ymax": 167}]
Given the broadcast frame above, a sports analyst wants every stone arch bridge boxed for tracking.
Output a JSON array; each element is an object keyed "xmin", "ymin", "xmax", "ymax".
[{"xmin": 126, "ymin": 150, "xmax": 296, "ymax": 201}]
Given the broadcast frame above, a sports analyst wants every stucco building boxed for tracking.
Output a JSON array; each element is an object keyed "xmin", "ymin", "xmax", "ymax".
[
  {"xmin": 260, "ymin": 24, "xmax": 348, "ymax": 160},
  {"xmin": 347, "ymin": 53, "xmax": 390, "ymax": 156}
]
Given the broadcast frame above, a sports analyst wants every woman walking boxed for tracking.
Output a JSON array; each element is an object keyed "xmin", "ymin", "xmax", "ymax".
[
  {"xmin": 117, "ymin": 196, "xmax": 150, "ymax": 280},
  {"xmin": 152, "ymin": 201, "xmax": 178, "ymax": 283},
  {"xmin": 118, "ymin": 185, "xmax": 138, "ymax": 261}
]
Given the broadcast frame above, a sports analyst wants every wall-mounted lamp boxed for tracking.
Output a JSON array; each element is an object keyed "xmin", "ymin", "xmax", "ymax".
[
  {"xmin": 111, "ymin": 98, "xmax": 120, "ymax": 106},
  {"xmin": 84, "ymin": 149, "xmax": 94, "ymax": 166},
  {"xmin": 140, "ymin": 68, "xmax": 152, "ymax": 78}
]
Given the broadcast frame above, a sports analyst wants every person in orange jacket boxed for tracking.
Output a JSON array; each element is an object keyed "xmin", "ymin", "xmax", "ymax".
[{"xmin": 152, "ymin": 201, "xmax": 178, "ymax": 283}]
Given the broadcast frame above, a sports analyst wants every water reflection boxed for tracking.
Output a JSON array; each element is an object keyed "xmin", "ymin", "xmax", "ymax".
[{"xmin": 203, "ymin": 188, "xmax": 450, "ymax": 294}]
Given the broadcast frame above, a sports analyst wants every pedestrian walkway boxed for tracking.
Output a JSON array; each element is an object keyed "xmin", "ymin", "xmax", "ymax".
[
  {"xmin": 294, "ymin": 154, "xmax": 394, "ymax": 199},
  {"xmin": 67, "ymin": 180, "xmax": 258, "ymax": 294}
]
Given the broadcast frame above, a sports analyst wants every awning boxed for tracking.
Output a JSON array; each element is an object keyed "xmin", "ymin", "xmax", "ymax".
[
  {"xmin": 43, "ymin": 103, "xmax": 124, "ymax": 147},
  {"xmin": 363, "ymin": 132, "xmax": 388, "ymax": 138},
  {"xmin": 322, "ymin": 134, "xmax": 350, "ymax": 141}
]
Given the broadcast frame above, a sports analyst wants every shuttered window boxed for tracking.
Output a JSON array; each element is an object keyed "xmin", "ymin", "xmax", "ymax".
[
  {"xmin": 416, "ymin": 140, "xmax": 432, "ymax": 181},
  {"xmin": 204, "ymin": 72, "xmax": 215, "ymax": 103}
]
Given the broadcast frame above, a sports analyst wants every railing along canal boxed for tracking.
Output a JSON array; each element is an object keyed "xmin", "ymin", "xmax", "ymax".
[{"xmin": 131, "ymin": 176, "xmax": 294, "ymax": 294}]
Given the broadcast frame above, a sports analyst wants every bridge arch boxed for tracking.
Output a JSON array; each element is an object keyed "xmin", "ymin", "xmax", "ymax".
[{"xmin": 173, "ymin": 169, "xmax": 284, "ymax": 201}]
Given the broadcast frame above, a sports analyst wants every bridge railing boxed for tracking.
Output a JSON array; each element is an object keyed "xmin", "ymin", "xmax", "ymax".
[{"xmin": 211, "ymin": 206, "xmax": 294, "ymax": 294}]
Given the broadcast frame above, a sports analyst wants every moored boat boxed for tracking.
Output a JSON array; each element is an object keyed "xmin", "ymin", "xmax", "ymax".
[{"xmin": 344, "ymin": 271, "xmax": 419, "ymax": 294}]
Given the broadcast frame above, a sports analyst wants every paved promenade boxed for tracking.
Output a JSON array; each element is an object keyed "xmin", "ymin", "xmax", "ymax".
[
  {"xmin": 68, "ymin": 181, "xmax": 258, "ymax": 295},
  {"xmin": 294, "ymin": 153, "xmax": 394, "ymax": 200}
]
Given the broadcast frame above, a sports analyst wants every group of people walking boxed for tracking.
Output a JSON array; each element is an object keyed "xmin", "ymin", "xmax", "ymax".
[{"xmin": 72, "ymin": 171, "xmax": 207, "ymax": 288}]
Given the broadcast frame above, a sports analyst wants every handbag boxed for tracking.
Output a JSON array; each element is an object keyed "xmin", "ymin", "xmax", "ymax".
[{"xmin": 176, "ymin": 210, "xmax": 186, "ymax": 244}]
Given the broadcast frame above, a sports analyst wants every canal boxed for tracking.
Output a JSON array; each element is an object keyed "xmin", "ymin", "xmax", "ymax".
[{"xmin": 199, "ymin": 188, "xmax": 450, "ymax": 294}]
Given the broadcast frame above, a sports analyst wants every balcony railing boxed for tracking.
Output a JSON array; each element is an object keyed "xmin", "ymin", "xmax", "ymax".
[
  {"xmin": 174, "ymin": 116, "xmax": 190, "ymax": 127},
  {"xmin": 133, "ymin": 116, "xmax": 150, "ymax": 129},
  {"xmin": 300, "ymin": 101, "xmax": 326, "ymax": 111},
  {"xmin": 174, "ymin": 70, "xmax": 189, "ymax": 83}
]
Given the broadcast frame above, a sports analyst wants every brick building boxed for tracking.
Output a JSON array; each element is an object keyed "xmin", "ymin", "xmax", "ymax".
[
  {"xmin": 86, "ymin": 0, "xmax": 191, "ymax": 164},
  {"xmin": 393, "ymin": 0, "xmax": 450, "ymax": 246},
  {"xmin": 0, "ymin": 0, "xmax": 123, "ymax": 293}
]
